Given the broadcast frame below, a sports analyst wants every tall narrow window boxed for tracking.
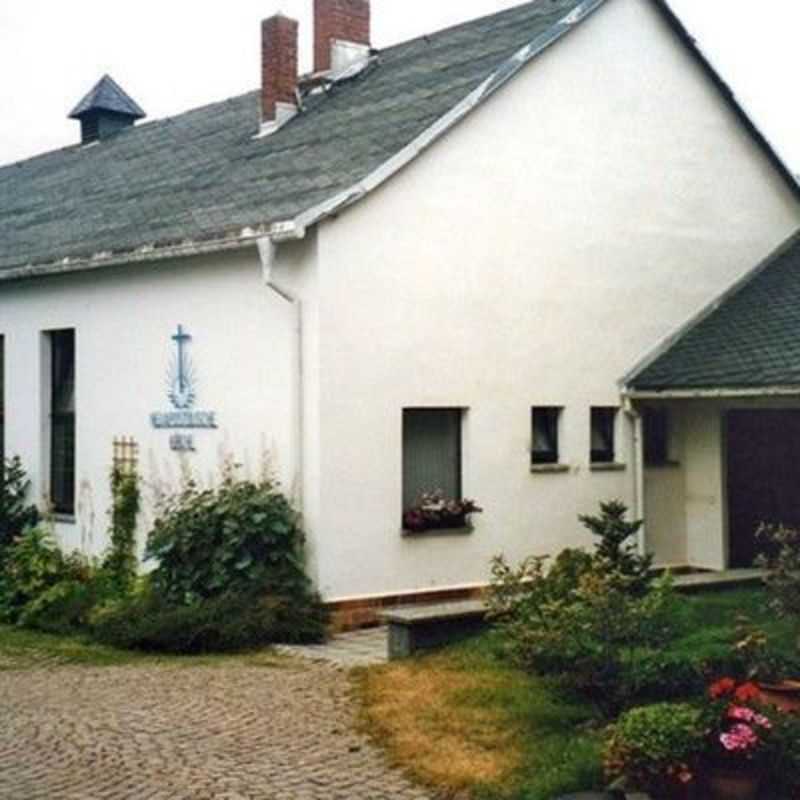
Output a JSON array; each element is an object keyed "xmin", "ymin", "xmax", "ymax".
[
  {"xmin": 531, "ymin": 407, "xmax": 561, "ymax": 465},
  {"xmin": 402, "ymin": 408, "xmax": 462, "ymax": 511},
  {"xmin": 643, "ymin": 407, "xmax": 670, "ymax": 466},
  {"xmin": 50, "ymin": 330, "xmax": 75, "ymax": 515},
  {"xmin": 0, "ymin": 336, "xmax": 4, "ymax": 465},
  {"xmin": 591, "ymin": 407, "xmax": 618, "ymax": 464}
]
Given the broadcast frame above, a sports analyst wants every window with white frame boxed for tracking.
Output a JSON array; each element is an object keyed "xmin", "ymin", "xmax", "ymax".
[{"xmin": 402, "ymin": 408, "xmax": 463, "ymax": 511}]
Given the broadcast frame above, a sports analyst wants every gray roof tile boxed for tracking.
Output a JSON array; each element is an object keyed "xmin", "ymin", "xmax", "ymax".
[{"xmin": 0, "ymin": 0, "xmax": 586, "ymax": 275}]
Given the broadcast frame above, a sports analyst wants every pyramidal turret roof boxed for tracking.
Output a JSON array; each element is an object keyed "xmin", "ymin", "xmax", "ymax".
[{"xmin": 68, "ymin": 74, "xmax": 146, "ymax": 120}]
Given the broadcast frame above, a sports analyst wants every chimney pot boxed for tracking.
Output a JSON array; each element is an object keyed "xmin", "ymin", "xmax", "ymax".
[
  {"xmin": 314, "ymin": 0, "xmax": 371, "ymax": 73},
  {"xmin": 261, "ymin": 14, "xmax": 299, "ymax": 128}
]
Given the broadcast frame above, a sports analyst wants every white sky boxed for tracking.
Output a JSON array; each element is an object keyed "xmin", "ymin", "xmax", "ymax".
[{"xmin": 1, "ymin": 0, "xmax": 798, "ymax": 174}]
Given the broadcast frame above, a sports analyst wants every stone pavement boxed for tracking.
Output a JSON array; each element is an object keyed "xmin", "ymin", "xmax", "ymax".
[
  {"xmin": 0, "ymin": 658, "xmax": 431, "ymax": 800},
  {"xmin": 277, "ymin": 626, "xmax": 388, "ymax": 668}
]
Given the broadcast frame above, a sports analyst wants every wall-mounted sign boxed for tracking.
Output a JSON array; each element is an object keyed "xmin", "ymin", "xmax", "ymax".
[{"xmin": 151, "ymin": 326, "xmax": 218, "ymax": 436}]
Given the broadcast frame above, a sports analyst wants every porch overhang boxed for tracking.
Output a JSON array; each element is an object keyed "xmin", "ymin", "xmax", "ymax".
[{"xmin": 623, "ymin": 385, "xmax": 800, "ymax": 401}]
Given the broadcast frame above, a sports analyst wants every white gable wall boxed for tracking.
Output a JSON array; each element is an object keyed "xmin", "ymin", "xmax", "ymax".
[{"xmin": 309, "ymin": 0, "xmax": 800, "ymax": 599}]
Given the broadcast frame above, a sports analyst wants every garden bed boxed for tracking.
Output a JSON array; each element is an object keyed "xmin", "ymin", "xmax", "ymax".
[{"xmin": 358, "ymin": 587, "xmax": 799, "ymax": 800}]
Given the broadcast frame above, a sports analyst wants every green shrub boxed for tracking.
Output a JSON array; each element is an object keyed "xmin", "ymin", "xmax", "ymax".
[
  {"xmin": 489, "ymin": 544, "xmax": 679, "ymax": 714},
  {"xmin": 18, "ymin": 579, "xmax": 100, "ymax": 635},
  {"xmin": 146, "ymin": 470, "xmax": 312, "ymax": 605},
  {"xmin": 618, "ymin": 649, "xmax": 705, "ymax": 704},
  {"xmin": 91, "ymin": 585, "xmax": 328, "ymax": 653},
  {"xmin": 579, "ymin": 500, "xmax": 652, "ymax": 595},
  {"xmin": 765, "ymin": 713, "xmax": 800, "ymax": 795},
  {"xmin": 756, "ymin": 524, "xmax": 800, "ymax": 648},
  {"xmin": 0, "ymin": 456, "xmax": 39, "ymax": 558},
  {"xmin": 101, "ymin": 466, "xmax": 140, "ymax": 596},
  {"xmin": 0, "ymin": 526, "xmax": 91, "ymax": 623},
  {"xmin": 604, "ymin": 702, "xmax": 703, "ymax": 797}
]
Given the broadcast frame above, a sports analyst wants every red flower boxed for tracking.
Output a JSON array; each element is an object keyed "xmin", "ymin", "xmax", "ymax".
[
  {"xmin": 734, "ymin": 683, "xmax": 761, "ymax": 703},
  {"xmin": 710, "ymin": 678, "xmax": 736, "ymax": 699}
]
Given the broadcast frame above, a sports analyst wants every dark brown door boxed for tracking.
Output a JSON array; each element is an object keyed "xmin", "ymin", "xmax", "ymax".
[{"xmin": 726, "ymin": 410, "xmax": 800, "ymax": 568}]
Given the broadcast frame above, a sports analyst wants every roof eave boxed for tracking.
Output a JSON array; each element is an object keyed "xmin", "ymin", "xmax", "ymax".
[{"xmin": 624, "ymin": 386, "xmax": 800, "ymax": 400}]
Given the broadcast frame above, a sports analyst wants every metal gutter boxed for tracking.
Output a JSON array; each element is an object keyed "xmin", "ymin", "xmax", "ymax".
[
  {"xmin": 625, "ymin": 386, "xmax": 800, "ymax": 401},
  {"xmin": 257, "ymin": 237, "xmax": 305, "ymax": 513},
  {"xmin": 0, "ymin": 229, "xmax": 268, "ymax": 282}
]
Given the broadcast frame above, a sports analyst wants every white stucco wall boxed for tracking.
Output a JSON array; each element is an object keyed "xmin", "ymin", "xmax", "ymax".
[
  {"xmin": 0, "ymin": 250, "xmax": 302, "ymax": 558},
  {"xmin": 309, "ymin": 0, "xmax": 800, "ymax": 599}
]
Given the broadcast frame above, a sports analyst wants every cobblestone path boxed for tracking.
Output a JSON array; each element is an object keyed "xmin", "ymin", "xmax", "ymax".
[{"xmin": 0, "ymin": 659, "xmax": 432, "ymax": 800}]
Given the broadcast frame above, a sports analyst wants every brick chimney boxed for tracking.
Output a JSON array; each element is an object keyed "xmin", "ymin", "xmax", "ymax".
[
  {"xmin": 314, "ymin": 0, "xmax": 371, "ymax": 73},
  {"xmin": 261, "ymin": 14, "xmax": 299, "ymax": 130}
]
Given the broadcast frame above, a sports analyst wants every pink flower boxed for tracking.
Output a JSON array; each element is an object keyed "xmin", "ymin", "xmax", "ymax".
[
  {"xmin": 728, "ymin": 706, "xmax": 771, "ymax": 729},
  {"xmin": 720, "ymin": 724, "xmax": 760, "ymax": 752}
]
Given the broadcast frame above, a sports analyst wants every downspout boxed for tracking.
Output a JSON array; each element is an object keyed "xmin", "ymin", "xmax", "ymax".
[
  {"xmin": 623, "ymin": 394, "xmax": 647, "ymax": 557},
  {"xmin": 257, "ymin": 236, "xmax": 304, "ymax": 511}
]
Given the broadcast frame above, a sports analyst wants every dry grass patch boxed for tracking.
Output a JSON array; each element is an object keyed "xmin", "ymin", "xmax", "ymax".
[{"xmin": 358, "ymin": 652, "xmax": 521, "ymax": 795}]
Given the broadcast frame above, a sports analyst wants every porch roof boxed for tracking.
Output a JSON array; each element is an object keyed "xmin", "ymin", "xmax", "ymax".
[{"xmin": 628, "ymin": 230, "xmax": 800, "ymax": 393}]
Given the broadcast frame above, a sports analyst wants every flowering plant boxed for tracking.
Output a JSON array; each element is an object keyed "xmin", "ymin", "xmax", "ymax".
[
  {"xmin": 402, "ymin": 490, "xmax": 482, "ymax": 533},
  {"xmin": 704, "ymin": 678, "xmax": 773, "ymax": 768}
]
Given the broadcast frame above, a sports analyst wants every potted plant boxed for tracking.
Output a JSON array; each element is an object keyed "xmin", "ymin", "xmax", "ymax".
[
  {"xmin": 604, "ymin": 702, "xmax": 702, "ymax": 799},
  {"xmin": 735, "ymin": 621, "xmax": 800, "ymax": 715},
  {"xmin": 402, "ymin": 490, "xmax": 482, "ymax": 534},
  {"xmin": 701, "ymin": 678, "xmax": 774, "ymax": 800}
]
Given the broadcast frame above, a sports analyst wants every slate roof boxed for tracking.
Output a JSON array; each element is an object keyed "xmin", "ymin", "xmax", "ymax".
[
  {"xmin": 68, "ymin": 75, "xmax": 146, "ymax": 120},
  {"xmin": 1, "ymin": 0, "xmax": 798, "ymax": 281},
  {"xmin": 628, "ymin": 232, "xmax": 800, "ymax": 391},
  {"xmin": 0, "ymin": 0, "xmax": 594, "ymax": 278}
]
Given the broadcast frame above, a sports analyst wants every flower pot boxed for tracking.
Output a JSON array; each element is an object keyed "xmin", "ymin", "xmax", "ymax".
[
  {"xmin": 706, "ymin": 766, "xmax": 760, "ymax": 800},
  {"xmin": 757, "ymin": 680, "xmax": 800, "ymax": 714}
]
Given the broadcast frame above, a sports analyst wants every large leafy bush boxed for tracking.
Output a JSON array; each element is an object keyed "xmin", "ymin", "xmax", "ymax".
[{"xmin": 146, "ymin": 472, "xmax": 312, "ymax": 605}]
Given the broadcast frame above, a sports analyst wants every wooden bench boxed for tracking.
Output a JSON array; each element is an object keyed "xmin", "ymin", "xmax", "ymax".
[{"xmin": 380, "ymin": 600, "xmax": 488, "ymax": 660}]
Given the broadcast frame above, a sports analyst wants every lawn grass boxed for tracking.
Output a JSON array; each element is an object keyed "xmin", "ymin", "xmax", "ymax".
[
  {"xmin": 357, "ymin": 631, "xmax": 604, "ymax": 800},
  {"xmin": 0, "ymin": 624, "xmax": 288, "ymax": 671},
  {"xmin": 358, "ymin": 587, "xmax": 799, "ymax": 800}
]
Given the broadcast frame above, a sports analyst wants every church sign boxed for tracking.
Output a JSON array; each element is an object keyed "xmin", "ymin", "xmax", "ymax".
[{"xmin": 151, "ymin": 326, "xmax": 217, "ymax": 449}]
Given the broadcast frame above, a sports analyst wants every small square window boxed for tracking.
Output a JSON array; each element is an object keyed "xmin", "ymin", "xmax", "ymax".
[
  {"xmin": 643, "ymin": 407, "xmax": 670, "ymax": 465},
  {"xmin": 591, "ymin": 407, "xmax": 618, "ymax": 464},
  {"xmin": 531, "ymin": 407, "xmax": 561, "ymax": 465}
]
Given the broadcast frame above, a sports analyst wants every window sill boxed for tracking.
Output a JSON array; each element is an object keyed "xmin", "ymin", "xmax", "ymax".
[
  {"xmin": 530, "ymin": 463, "xmax": 571, "ymax": 474},
  {"xmin": 402, "ymin": 525, "xmax": 474, "ymax": 538},
  {"xmin": 53, "ymin": 514, "xmax": 77, "ymax": 525},
  {"xmin": 591, "ymin": 462, "xmax": 627, "ymax": 472}
]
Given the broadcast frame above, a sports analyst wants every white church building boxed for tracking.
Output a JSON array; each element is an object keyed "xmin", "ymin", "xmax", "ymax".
[{"xmin": 2, "ymin": 0, "xmax": 800, "ymax": 619}]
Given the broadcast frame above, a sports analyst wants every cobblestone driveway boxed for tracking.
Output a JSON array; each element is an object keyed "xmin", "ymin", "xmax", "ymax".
[{"xmin": 0, "ymin": 659, "xmax": 431, "ymax": 800}]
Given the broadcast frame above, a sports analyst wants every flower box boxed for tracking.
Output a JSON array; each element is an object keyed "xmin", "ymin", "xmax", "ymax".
[{"xmin": 402, "ymin": 491, "xmax": 482, "ymax": 534}]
